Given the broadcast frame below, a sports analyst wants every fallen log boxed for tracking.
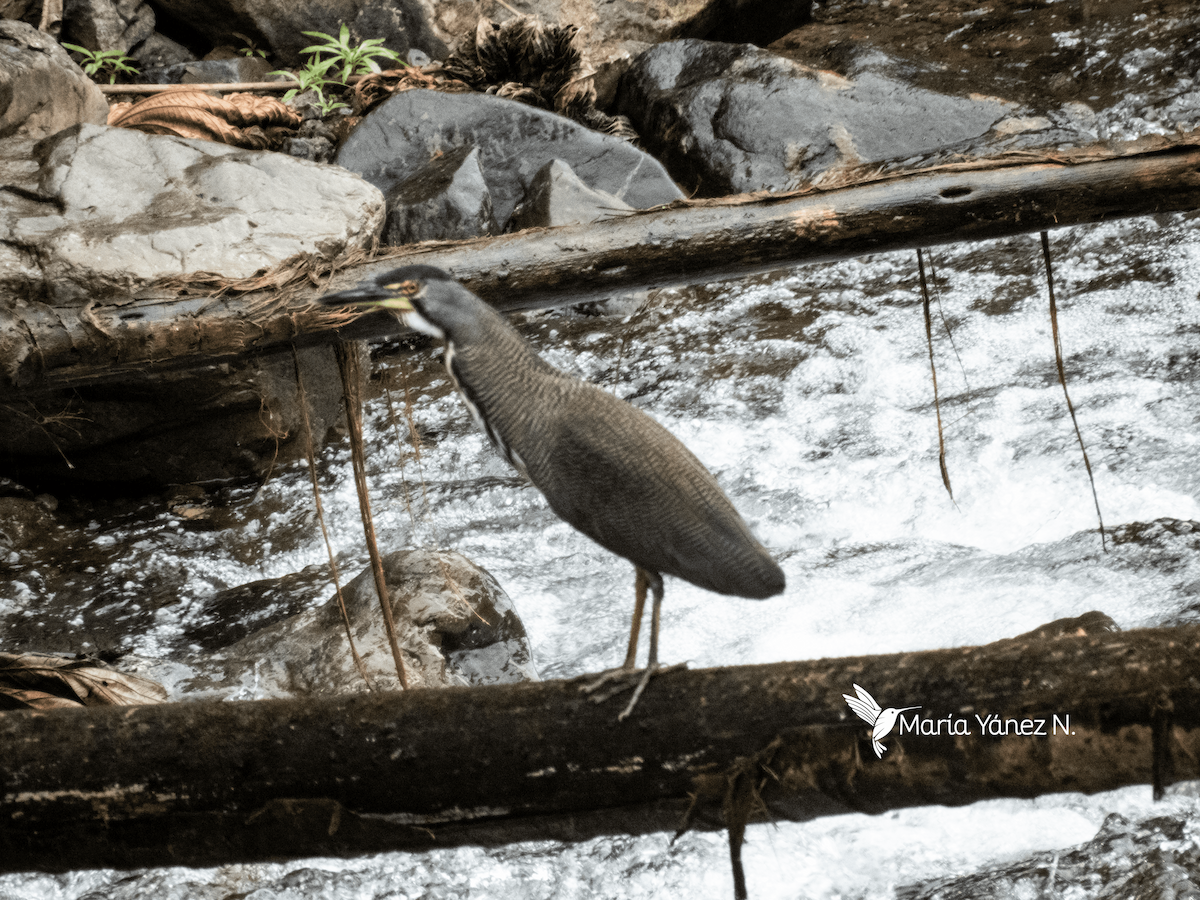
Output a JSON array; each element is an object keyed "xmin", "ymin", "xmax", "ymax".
[
  {"xmin": 3, "ymin": 133, "xmax": 1200, "ymax": 396},
  {"xmin": 2, "ymin": 622, "xmax": 1198, "ymax": 873}
]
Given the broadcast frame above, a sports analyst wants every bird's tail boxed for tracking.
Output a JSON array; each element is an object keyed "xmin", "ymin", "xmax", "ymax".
[{"xmin": 872, "ymin": 739, "xmax": 885, "ymax": 759}]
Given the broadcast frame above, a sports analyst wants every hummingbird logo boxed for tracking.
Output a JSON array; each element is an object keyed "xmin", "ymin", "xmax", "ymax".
[{"xmin": 842, "ymin": 684, "xmax": 920, "ymax": 758}]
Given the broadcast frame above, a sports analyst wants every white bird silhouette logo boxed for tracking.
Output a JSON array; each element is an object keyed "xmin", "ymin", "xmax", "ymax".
[{"xmin": 842, "ymin": 684, "xmax": 920, "ymax": 758}]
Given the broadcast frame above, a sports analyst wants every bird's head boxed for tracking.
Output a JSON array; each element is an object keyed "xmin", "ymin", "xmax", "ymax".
[{"xmin": 320, "ymin": 265, "xmax": 488, "ymax": 343}]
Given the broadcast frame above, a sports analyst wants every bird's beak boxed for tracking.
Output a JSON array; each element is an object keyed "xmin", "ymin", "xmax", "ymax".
[{"xmin": 320, "ymin": 283, "xmax": 415, "ymax": 312}]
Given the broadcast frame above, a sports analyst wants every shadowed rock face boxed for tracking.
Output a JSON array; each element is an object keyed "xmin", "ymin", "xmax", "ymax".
[
  {"xmin": 335, "ymin": 89, "xmax": 684, "ymax": 230},
  {"xmin": 0, "ymin": 20, "xmax": 109, "ymax": 141},
  {"xmin": 382, "ymin": 145, "xmax": 499, "ymax": 245}
]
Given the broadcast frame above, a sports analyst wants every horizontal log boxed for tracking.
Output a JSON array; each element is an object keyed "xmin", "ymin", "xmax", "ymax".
[
  {"xmin": 2, "ymin": 623, "xmax": 1198, "ymax": 873},
  {"xmin": 3, "ymin": 134, "xmax": 1200, "ymax": 395}
]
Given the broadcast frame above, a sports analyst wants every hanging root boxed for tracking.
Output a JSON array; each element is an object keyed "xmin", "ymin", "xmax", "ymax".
[
  {"xmin": 336, "ymin": 343, "xmax": 410, "ymax": 689},
  {"xmin": 1040, "ymin": 232, "xmax": 1107, "ymax": 552},
  {"xmin": 675, "ymin": 737, "xmax": 783, "ymax": 900},
  {"xmin": 292, "ymin": 345, "xmax": 373, "ymax": 691},
  {"xmin": 918, "ymin": 249, "xmax": 954, "ymax": 502}
]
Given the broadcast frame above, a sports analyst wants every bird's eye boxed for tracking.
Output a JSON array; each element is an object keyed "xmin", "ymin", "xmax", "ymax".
[{"xmin": 399, "ymin": 280, "xmax": 419, "ymax": 296}]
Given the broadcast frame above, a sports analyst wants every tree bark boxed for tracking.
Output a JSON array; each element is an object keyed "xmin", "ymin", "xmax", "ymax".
[
  {"xmin": 3, "ymin": 134, "xmax": 1200, "ymax": 396},
  {"xmin": 2, "ymin": 622, "xmax": 1199, "ymax": 873}
]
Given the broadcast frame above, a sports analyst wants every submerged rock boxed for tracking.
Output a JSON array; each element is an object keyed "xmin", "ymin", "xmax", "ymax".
[
  {"xmin": 335, "ymin": 88, "xmax": 684, "ymax": 230},
  {"xmin": 179, "ymin": 548, "xmax": 538, "ymax": 698},
  {"xmin": 899, "ymin": 812, "xmax": 1200, "ymax": 900}
]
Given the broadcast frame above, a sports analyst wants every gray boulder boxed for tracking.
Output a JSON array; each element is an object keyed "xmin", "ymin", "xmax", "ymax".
[
  {"xmin": 383, "ymin": 145, "xmax": 498, "ymax": 245},
  {"xmin": 0, "ymin": 123, "xmax": 384, "ymax": 303},
  {"xmin": 510, "ymin": 158, "xmax": 634, "ymax": 230},
  {"xmin": 0, "ymin": 124, "xmax": 382, "ymax": 485},
  {"xmin": 336, "ymin": 89, "xmax": 684, "ymax": 230},
  {"xmin": 61, "ymin": 0, "xmax": 155, "ymax": 54},
  {"xmin": 178, "ymin": 549, "xmax": 539, "ymax": 698},
  {"xmin": 0, "ymin": 19, "xmax": 109, "ymax": 141},
  {"xmin": 618, "ymin": 39, "xmax": 1017, "ymax": 194}
]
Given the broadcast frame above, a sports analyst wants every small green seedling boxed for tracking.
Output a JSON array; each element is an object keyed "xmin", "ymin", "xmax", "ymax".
[
  {"xmin": 61, "ymin": 43, "xmax": 141, "ymax": 84},
  {"xmin": 233, "ymin": 32, "xmax": 268, "ymax": 59},
  {"xmin": 270, "ymin": 55, "xmax": 340, "ymax": 102},
  {"xmin": 299, "ymin": 24, "xmax": 405, "ymax": 82}
]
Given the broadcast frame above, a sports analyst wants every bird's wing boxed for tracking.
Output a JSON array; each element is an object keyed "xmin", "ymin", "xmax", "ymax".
[{"xmin": 843, "ymin": 684, "xmax": 881, "ymax": 724}]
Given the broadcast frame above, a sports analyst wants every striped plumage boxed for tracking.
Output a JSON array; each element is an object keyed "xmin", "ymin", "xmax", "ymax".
[{"xmin": 321, "ymin": 265, "xmax": 784, "ymax": 708}]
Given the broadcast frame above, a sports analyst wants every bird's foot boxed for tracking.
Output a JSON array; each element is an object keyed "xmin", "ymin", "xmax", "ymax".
[{"xmin": 579, "ymin": 662, "xmax": 687, "ymax": 720}]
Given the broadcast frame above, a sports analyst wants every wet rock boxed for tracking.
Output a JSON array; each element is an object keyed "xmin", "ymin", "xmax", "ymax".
[
  {"xmin": 510, "ymin": 158, "xmax": 634, "ymax": 231},
  {"xmin": 0, "ymin": 19, "xmax": 109, "ymax": 140},
  {"xmin": 382, "ymin": 145, "xmax": 498, "ymax": 245},
  {"xmin": 149, "ymin": 0, "xmax": 448, "ymax": 68},
  {"xmin": 179, "ymin": 548, "xmax": 538, "ymax": 698},
  {"xmin": 141, "ymin": 55, "xmax": 275, "ymax": 84},
  {"xmin": 181, "ymin": 563, "xmax": 338, "ymax": 651},
  {"xmin": 899, "ymin": 812, "xmax": 1200, "ymax": 900},
  {"xmin": 0, "ymin": 122, "xmax": 383, "ymax": 303},
  {"xmin": 61, "ymin": 0, "xmax": 155, "ymax": 55},
  {"xmin": 0, "ymin": 497, "xmax": 63, "ymax": 552},
  {"xmin": 617, "ymin": 39, "xmax": 1020, "ymax": 194},
  {"xmin": 336, "ymin": 89, "xmax": 683, "ymax": 230}
]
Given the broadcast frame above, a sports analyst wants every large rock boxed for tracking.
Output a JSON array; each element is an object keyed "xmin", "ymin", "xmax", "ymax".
[
  {"xmin": 336, "ymin": 89, "xmax": 684, "ymax": 229},
  {"xmin": 178, "ymin": 548, "xmax": 539, "ymax": 698},
  {"xmin": 0, "ymin": 19, "xmax": 109, "ymax": 141},
  {"xmin": 148, "ymin": 0, "xmax": 448, "ymax": 67},
  {"xmin": 618, "ymin": 39, "xmax": 1020, "ymax": 195},
  {"xmin": 0, "ymin": 122, "xmax": 384, "ymax": 303},
  {"xmin": 61, "ymin": 0, "xmax": 155, "ymax": 54},
  {"xmin": 0, "ymin": 123, "xmax": 381, "ymax": 484}
]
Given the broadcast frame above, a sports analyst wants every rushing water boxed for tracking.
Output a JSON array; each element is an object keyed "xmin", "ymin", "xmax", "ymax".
[{"xmin": 5, "ymin": 208, "xmax": 1200, "ymax": 898}]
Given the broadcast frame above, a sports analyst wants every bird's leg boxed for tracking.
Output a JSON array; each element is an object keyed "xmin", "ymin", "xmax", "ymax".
[
  {"xmin": 580, "ymin": 568, "xmax": 650, "ymax": 699},
  {"xmin": 621, "ymin": 567, "xmax": 649, "ymax": 669},
  {"xmin": 580, "ymin": 568, "xmax": 684, "ymax": 719},
  {"xmin": 618, "ymin": 570, "xmax": 665, "ymax": 721}
]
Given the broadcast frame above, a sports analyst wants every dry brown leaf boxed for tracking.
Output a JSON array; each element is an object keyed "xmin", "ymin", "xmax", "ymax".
[
  {"xmin": 0, "ymin": 652, "xmax": 168, "ymax": 710},
  {"xmin": 352, "ymin": 67, "xmax": 472, "ymax": 115},
  {"xmin": 109, "ymin": 91, "xmax": 301, "ymax": 149}
]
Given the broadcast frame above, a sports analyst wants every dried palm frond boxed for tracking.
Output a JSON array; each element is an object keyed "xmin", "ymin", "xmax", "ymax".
[
  {"xmin": 352, "ymin": 66, "xmax": 473, "ymax": 115},
  {"xmin": 439, "ymin": 15, "xmax": 638, "ymax": 142},
  {"xmin": 109, "ymin": 91, "xmax": 302, "ymax": 149},
  {"xmin": 0, "ymin": 652, "xmax": 168, "ymax": 710}
]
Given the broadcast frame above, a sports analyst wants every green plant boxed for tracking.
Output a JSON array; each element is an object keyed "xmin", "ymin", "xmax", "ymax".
[
  {"xmin": 270, "ymin": 55, "xmax": 339, "ymax": 103},
  {"xmin": 312, "ymin": 92, "xmax": 349, "ymax": 116},
  {"xmin": 232, "ymin": 32, "xmax": 268, "ymax": 59},
  {"xmin": 299, "ymin": 24, "xmax": 405, "ymax": 82},
  {"xmin": 61, "ymin": 43, "xmax": 140, "ymax": 84}
]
